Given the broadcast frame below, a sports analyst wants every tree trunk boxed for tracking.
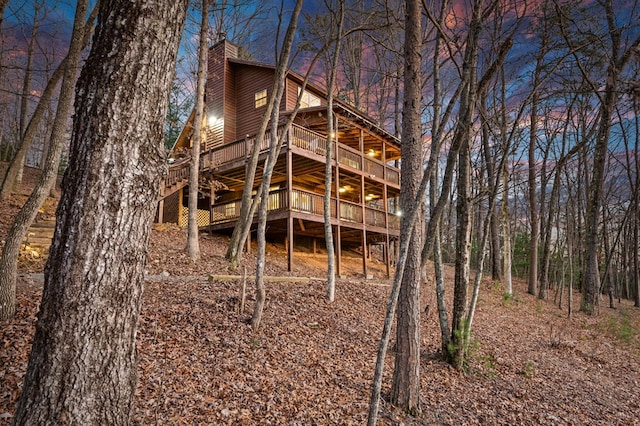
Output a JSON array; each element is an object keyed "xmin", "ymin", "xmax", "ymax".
[
  {"xmin": 451, "ymin": 135, "xmax": 472, "ymax": 370},
  {"xmin": 390, "ymin": 0, "xmax": 423, "ymax": 416},
  {"xmin": 448, "ymin": 0, "xmax": 483, "ymax": 370},
  {"xmin": 186, "ymin": 0, "xmax": 209, "ymax": 261},
  {"xmin": 502, "ymin": 174, "xmax": 513, "ymax": 297},
  {"xmin": 12, "ymin": 1, "xmax": 187, "ymax": 423},
  {"xmin": 0, "ymin": 0, "xmax": 9, "ymax": 29},
  {"xmin": 427, "ymin": 0, "xmax": 451, "ymax": 355},
  {"xmin": 226, "ymin": 9, "xmax": 293, "ymax": 266},
  {"xmin": 324, "ymin": 0, "xmax": 344, "ymax": 303},
  {"xmin": 528, "ymin": 88, "xmax": 540, "ymax": 296},
  {"xmin": 251, "ymin": 0, "xmax": 304, "ymax": 330},
  {"xmin": 432, "ymin": 161, "xmax": 450, "ymax": 353}
]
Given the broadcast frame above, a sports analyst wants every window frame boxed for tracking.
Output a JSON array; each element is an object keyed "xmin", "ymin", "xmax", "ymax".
[{"xmin": 255, "ymin": 89, "xmax": 267, "ymax": 108}]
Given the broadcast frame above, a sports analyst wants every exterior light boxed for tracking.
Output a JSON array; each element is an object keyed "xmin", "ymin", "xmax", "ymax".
[
  {"xmin": 368, "ymin": 149, "xmax": 375, "ymax": 157},
  {"xmin": 208, "ymin": 115, "xmax": 220, "ymax": 126}
]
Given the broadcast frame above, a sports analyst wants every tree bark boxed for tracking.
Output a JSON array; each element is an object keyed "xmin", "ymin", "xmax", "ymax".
[
  {"xmin": 251, "ymin": 0, "xmax": 304, "ymax": 330},
  {"xmin": 390, "ymin": 0, "xmax": 422, "ymax": 415},
  {"xmin": 528, "ymin": 87, "xmax": 540, "ymax": 296},
  {"xmin": 324, "ymin": 0, "xmax": 344, "ymax": 303},
  {"xmin": 12, "ymin": 1, "xmax": 187, "ymax": 423},
  {"xmin": 448, "ymin": 0, "xmax": 482, "ymax": 370},
  {"xmin": 186, "ymin": 0, "xmax": 209, "ymax": 261}
]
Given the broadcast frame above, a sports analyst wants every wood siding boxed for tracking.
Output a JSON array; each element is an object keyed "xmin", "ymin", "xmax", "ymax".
[
  {"xmin": 234, "ymin": 65, "xmax": 274, "ymax": 138},
  {"xmin": 206, "ymin": 40, "xmax": 238, "ymax": 150},
  {"xmin": 285, "ymin": 78, "xmax": 327, "ymax": 111}
]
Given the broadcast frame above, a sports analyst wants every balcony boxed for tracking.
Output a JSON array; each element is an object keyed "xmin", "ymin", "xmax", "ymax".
[
  {"xmin": 211, "ymin": 188, "xmax": 400, "ymax": 234},
  {"xmin": 201, "ymin": 123, "xmax": 400, "ymax": 186}
]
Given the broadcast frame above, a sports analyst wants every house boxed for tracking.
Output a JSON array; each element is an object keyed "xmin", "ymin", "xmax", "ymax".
[{"xmin": 158, "ymin": 39, "xmax": 402, "ymax": 277}]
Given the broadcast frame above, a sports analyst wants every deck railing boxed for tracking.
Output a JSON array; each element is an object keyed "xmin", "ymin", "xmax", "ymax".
[
  {"xmin": 363, "ymin": 157, "xmax": 384, "ymax": 179},
  {"xmin": 291, "ymin": 126, "xmax": 331, "ymax": 158},
  {"xmin": 211, "ymin": 187, "xmax": 397, "ymax": 234},
  {"xmin": 337, "ymin": 145, "xmax": 362, "ymax": 170},
  {"xmin": 387, "ymin": 214, "xmax": 400, "ymax": 231},
  {"xmin": 164, "ymin": 159, "xmax": 190, "ymax": 188},
  {"xmin": 365, "ymin": 207, "xmax": 386, "ymax": 228},
  {"xmin": 200, "ymin": 123, "xmax": 400, "ymax": 185},
  {"xmin": 339, "ymin": 199, "xmax": 363, "ymax": 223}
]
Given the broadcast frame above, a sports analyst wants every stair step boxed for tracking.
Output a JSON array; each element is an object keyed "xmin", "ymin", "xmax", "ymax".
[
  {"xmin": 30, "ymin": 221, "xmax": 56, "ymax": 229},
  {"xmin": 25, "ymin": 236, "xmax": 53, "ymax": 245},
  {"xmin": 21, "ymin": 218, "xmax": 56, "ymax": 259},
  {"xmin": 27, "ymin": 227, "xmax": 55, "ymax": 237}
]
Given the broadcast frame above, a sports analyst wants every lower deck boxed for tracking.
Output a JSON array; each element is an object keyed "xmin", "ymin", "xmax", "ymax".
[{"xmin": 157, "ymin": 187, "xmax": 399, "ymax": 277}]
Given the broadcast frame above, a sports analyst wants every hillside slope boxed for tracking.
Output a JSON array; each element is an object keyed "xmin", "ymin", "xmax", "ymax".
[{"xmin": 1, "ymin": 166, "xmax": 639, "ymax": 425}]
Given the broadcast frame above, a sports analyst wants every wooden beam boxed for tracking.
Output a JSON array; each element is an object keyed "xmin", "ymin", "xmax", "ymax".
[{"xmin": 208, "ymin": 274, "xmax": 325, "ymax": 282}]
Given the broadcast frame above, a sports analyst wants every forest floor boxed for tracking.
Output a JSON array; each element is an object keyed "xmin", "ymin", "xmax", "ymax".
[{"xmin": 2, "ymin": 165, "xmax": 640, "ymax": 425}]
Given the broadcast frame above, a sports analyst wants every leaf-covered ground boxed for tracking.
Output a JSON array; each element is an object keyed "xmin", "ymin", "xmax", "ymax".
[{"xmin": 2, "ymin": 165, "xmax": 640, "ymax": 424}]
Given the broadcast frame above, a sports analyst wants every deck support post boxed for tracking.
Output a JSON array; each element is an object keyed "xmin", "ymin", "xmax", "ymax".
[
  {"xmin": 385, "ymin": 232, "xmax": 391, "ymax": 278},
  {"xmin": 362, "ymin": 229, "xmax": 369, "ymax": 278},
  {"xmin": 335, "ymin": 224, "xmax": 342, "ymax": 277},
  {"xmin": 157, "ymin": 199, "xmax": 164, "ymax": 224},
  {"xmin": 287, "ymin": 215, "xmax": 294, "ymax": 272},
  {"xmin": 287, "ymin": 147, "xmax": 293, "ymax": 272}
]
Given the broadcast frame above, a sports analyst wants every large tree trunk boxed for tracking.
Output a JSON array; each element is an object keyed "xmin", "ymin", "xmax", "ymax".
[
  {"xmin": 451, "ymin": 134, "xmax": 472, "ymax": 370},
  {"xmin": 186, "ymin": 0, "xmax": 209, "ymax": 261},
  {"xmin": 390, "ymin": 0, "xmax": 422, "ymax": 415},
  {"xmin": 12, "ymin": 1, "xmax": 187, "ymax": 423}
]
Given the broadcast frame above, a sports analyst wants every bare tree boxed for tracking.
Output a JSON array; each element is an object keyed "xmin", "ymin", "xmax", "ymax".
[
  {"xmin": 0, "ymin": 1, "xmax": 99, "ymax": 321},
  {"xmin": 185, "ymin": 0, "xmax": 209, "ymax": 261},
  {"xmin": 368, "ymin": 0, "xmax": 426, "ymax": 423},
  {"xmin": 225, "ymin": 1, "xmax": 303, "ymax": 267},
  {"xmin": 250, "ymin": 0, "xmax": 304, "ymax": 330},
  {"xmin": 322, "ymin": 0, "xmax": 345, "ymax": 303},
  {"xmin": 555, "ymin": 0, "xmax": 640, "ymax": 313},
  {"xmin": 390, "ymin": 0, "xmax": 423, "ymax": 415},
  {"xmin": 0, "ymin": 5, "xmax": 96, "ymax": 200},
  {"xmin": 12, "ymin": 0, "xmax": 187, "ymax": 422}
]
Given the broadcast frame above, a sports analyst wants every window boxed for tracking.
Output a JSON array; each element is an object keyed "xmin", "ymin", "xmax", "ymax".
[
  {"xmin": 255, "ymin": 89, "xmax": 267, "ymax": 108},
  {"xmin": 298, "ymin": 87, "xmax": 321, "ymax": 108}
]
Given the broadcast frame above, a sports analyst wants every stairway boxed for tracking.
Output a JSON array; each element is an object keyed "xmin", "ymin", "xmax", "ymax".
[
  {"xmin": 21, "ymin": 217, "xmax": 56, "ymax": 258},
  {"xmin": 161, "ymin": 158, "xmax": 191, "ymax": 200}
]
